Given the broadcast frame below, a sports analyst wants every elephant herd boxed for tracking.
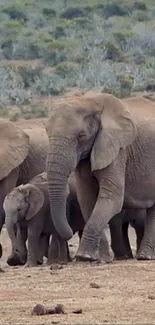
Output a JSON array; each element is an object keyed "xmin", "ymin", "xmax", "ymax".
[{"xmin": 1, "ymin": 92, "xmax": 155, "ymax": 267}]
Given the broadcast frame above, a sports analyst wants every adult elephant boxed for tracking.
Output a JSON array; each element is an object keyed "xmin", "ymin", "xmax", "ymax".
[
  {"xmin": 46, "ymin": 93, "xmax": 155, "ymax": 262},
  {"xmin": 0, "ymin": 118, "xmax": 48, "ymax": 233}
]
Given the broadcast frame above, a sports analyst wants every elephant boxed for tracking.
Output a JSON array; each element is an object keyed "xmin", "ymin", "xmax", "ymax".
[
  {"xmin": 0, "ymin": 118, "xmax": 48, "ymax": 234},
  {"xmin": 109, "ymin": 208, "xmax": 145, "ymax": 259},
  {"xmin": 45, "ymin": 92, "xmax": 155, "ymax": 262},
  {"xmin": 3, "ymin": 172, "xmax": 86, "ymax": 267}
]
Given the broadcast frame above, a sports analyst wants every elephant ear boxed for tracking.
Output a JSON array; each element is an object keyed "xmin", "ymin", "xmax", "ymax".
[
  {"xmin": 90, "ymin": 93, "xmax": 137, "ymax": 171},
  {"xmin": 23, "ymin": 184, "xmax": 45, "ymax": 220},
  {"xmin": 0, "ymin": 118, "xmax": 29, "ymax": 180}
]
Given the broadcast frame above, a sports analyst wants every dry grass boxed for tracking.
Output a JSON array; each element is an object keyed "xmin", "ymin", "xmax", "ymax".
[{"xmin": 0, "ymin": 227, "xmax": 155, "ymax": 324}]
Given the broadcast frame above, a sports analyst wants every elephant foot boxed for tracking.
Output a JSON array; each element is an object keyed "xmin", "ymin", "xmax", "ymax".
[
  {"xmin": 47, "ymin": 256, "xmax": 71, "ymax": 265},
  {"xmin": 137, "ymin": 253, "xmax": 155, "ymax": 260},
  {"xmin": 7, "ymin": 253, "xmax": 26, "ymax": 266},
  {"xmin": 114, "ymin": 254, "xmax": 133, "ymax": 260},
  {"xmin": 37, "ymin": 260, "xmax": 43, "ymax": 265},
  {"xmin": 25, "ymin": 261, "xmax": 38, "ymax": 267},
  {"xmin": 76, "ymin": 246, "xmax": 100, "ymax": 262}
]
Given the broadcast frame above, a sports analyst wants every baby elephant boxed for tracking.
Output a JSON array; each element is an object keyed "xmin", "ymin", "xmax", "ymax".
[{"xmin": 3, "ymin": 172, "xmax": 85, "ymax": 267}]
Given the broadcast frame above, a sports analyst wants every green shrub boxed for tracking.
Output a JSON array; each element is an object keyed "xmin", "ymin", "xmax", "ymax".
[
  {"xmin": 103, "ymin": 3, "xmax": 128, "ymax": 18},
  {"xmin": 118, "ymin": 74, "xmax": 134, "ymax": 97},
  {"xmin": 0, "ymin": 103, "xmax": 8, "ymax": 117},
  {"xmin": 73, "ymin": 17, "xmax": 92, "ymax": 29},
  {"xmin": 105, "ymin": 42, "xmax": 124, "ymax": 61},
  {"xmin": 93, "ymin": 4, "xmax": 105, "ymax": 10},
  {"xmin": 4, "ymin": 19, "xmax": 24, "ymax": 29},
  {"xmin": 113, "ymin": 29, "xmax": 133, "ymax": 45},
  {"xmin": 21, "ymin": 104, "xmax": 49, "ymax": 119},
  {"xmin": 2, "ymin": 6, "xmax": 28, "ymax": 21},
  {"xmin": 133, "ymin": 1, "xmax": 147, "ymax": 11},
  {"xmin": 33, "ymin": 71, "xmax": 65, "ymax": 96},
  {"xmin": 40, "ymin": 44, "xmax": 68, "ymax": 66},
  {"xmin": 60, "ymin": 7, "xmax": 86, "ymax": 19},
  {"xmin": 55, "ymin": 61, "xmax": 79, "ymax": 78},
  {"xmin": 17, "ymin": 65, "xmax": 44, "ymax": 88},
  {"xmin": 10, "ymin": 112, "xmax": 20, "ymax": 121},
  {"xmin": 42, "ymin": 8, "xmax": 57, "ymax": 18},
  {"xmin": 133, "ymin": 10, "xmax": 149, "ymax": 21},
  {"xmin": 102, "ymin": 86, "xmax": 121, "ymax": 98},
  {"xmin": 53, "ymin": 25, "xmax": 66, "ymax": 38},
  {"xmin": 145, "ymin": 81, "xmax": 155, "ymax": 91}
]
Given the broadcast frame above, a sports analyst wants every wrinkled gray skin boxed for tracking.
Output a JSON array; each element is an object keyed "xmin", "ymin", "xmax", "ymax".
[
  {"xmin": 3, "ymin": 173, "xmax": 85, "ymax": 267},
  {"xmin": 46, "ymin": 93, "xmax": 155, "ymax": 262},
  {"xmin": 0, "ymin": 120, "xmax": 48, "ymax": 233},
  {"xmin": 109, "ymin": 208, "xmax": 145, "ymax": 259}
]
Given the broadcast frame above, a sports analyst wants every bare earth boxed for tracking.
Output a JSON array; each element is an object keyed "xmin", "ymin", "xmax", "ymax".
[{"xmin": 0, "ymin": 227, "xmax": 155, "ymax": 325}]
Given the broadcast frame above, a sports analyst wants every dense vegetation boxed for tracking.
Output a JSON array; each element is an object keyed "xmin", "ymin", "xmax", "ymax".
[{"xmin": 0, "ymin": 0, "xmax": 155, "ymax": 119}]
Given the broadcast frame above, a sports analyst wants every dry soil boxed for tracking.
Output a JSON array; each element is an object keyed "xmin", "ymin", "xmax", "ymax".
[{"xmin": 0, "ymin": 227, "xmax": 155, "ymax": 325}]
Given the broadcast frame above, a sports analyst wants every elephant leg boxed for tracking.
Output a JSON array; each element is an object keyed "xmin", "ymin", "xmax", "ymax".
[
  {"xmin": 47, "ymin": 234, "xmax": 59, "ymax": 264},
  {"xmin": 134, "ymin": 223, "xmax": 144, "ymax": 253},
  {"xmin": 17, "ymin": 223, "xmax": 27, "ymax": 264},
  {"xmin": 75, "ymin": 162, "xmax": 110, "ymax": 261},
  {"xmin": 78, "ymin": 230, "xmax": 83, "ymax": 241},
  {"xmin": 122, "ymin": 222, "xmax": 133, "ymax": 258},
  {"xmin": 99, "ymin": 228, "xmax": 114, "ymax": 262},
  {"xmin": 26, "ymin": 230, "xmax": 40, "ymax": 267},
  {"xmin": 37, "ymin": 234, "xmax": 50, "ymax": 265},
  {"xmin": 137, "ymin": 206, "xmax": 155, "ymax": 260},
  {"xmin": 130, "ymin": 209, "xmax": 145, "ymax": 253},
  {"xmin": 0, "ymin": 243, "xmax": 2, "ymax": 258},
  {"xmin": 59, "ymin": 237, "xmax": 71, "ymax": 263},
  {"xmin": 48, "ymin": 233, "xmax": 70, "ymax": 264},
  {"xmin": 109, "ymin": 214, "xmax": 131, "ymax": 259}
]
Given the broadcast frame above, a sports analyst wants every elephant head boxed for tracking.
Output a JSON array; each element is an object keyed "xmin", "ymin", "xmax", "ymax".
[
  {"xmin": 3, "ymin": 183, "xmax": 45, "ymax": 265},
  {"xmin": 0, "ymin": 118, "xmax": 30, "ymax": 230},
  {"xmin": 46, "ymin": 93, "xmax": 136, "ymax": 240}
]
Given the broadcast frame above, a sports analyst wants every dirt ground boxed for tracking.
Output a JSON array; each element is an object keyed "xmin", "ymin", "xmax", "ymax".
[{"xmin": 0, "ymin": 227, "xmax": 155, "ymax": 325}]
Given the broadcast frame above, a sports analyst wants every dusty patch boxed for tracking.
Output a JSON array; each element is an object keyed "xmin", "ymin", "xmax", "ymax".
[{"xmin": 0, "ymin": 227, "xmax": 155, "ymax": 324}]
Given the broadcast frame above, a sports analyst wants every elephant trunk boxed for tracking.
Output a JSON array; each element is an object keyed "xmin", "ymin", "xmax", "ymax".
[
  {"xmin": 5, "ymin": 218, "xmax": 18, "ymax": 252},
  {"xmin": 5, "ymin": 218, "xmax": 26, "ymax": 266},
  {"xmin": 47, "ymin": 137, "xmax": 76, "ymax": 240}
]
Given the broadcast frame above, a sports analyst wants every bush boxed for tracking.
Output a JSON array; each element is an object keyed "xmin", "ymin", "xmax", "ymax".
[
  {"xmin": 34, "ymin": 36, "xmax": 68, "ymax": 65},
  {"xmin": 133, "ymin": 2, "xmax": 147, "ymax": 11},
  {"xmin": 0, "ymin": 66, "xmax": 33, "ymax": 105},
  {"xmin": 105, "ymin": 42, "xmax": 124, "ymax": 61},
  {"xmin": 33, "ymin": 70, "xmax": 65, "ymax": 96},
  {"xmin": 103, "ymin": 3, "xmax": 128, "ymax": 18},
  {"xmin": 2, "ymin": 6, "xmax": 28, "ymax": 21},
  {"xmin": 40, "ymin": 45, "xmax": 68, "ymax": 66},
  {"xmin": 117, "ymin": 74, "xmax": 134, "ymax": 97},
  {"xmin": 73, "ymin": 17, "xmax": 92, "ymax": 29},
  {"xmin": 53, "ymin": 25, "xmax": 66, "ymax": 38},
  {"xmin": 17, "ymin": 65, "xmax": 44, "ymax": 88},
  {"xmin": 20, "ymin": 103, "xmax": 49, "ymax": 119},
  {"xmin": 60, "ymin": 7, "xmax": 86, "ymax": 19},
  {"xmin": 133, "ymin": 10, "xmax": 149, "ymax": 21},
  {"xmin": 102, "ymin": 86, "xmax": 121, "ymax": 98},
  {"xmin": 113, "ymin": 29, "xmax": 133, "ymax": 46},
  {"xmin": 55, "ymin": 61, "xmax": 79, "ymax": 78},
  {"xmin": 42, "ymin": 8, "xmax": 57, "ymax": 18}
]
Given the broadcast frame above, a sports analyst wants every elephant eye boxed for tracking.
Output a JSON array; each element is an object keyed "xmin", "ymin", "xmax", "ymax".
[{"xmin": 77, "ymin": 132, "xmax": 86, "ymax": 142}]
